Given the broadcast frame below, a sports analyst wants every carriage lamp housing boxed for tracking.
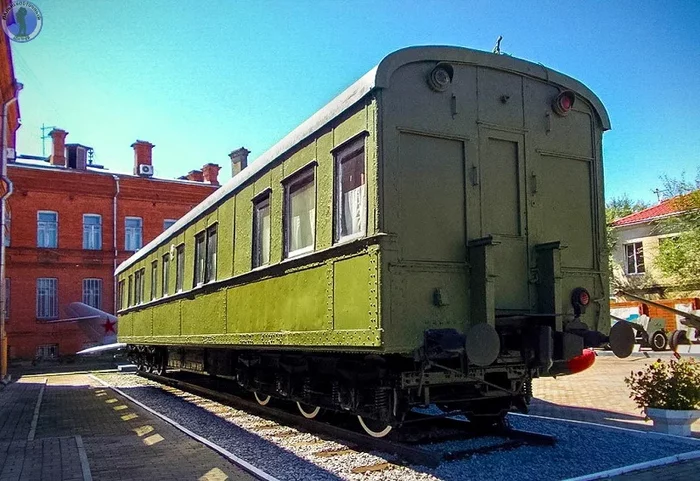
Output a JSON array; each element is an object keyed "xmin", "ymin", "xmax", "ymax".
[
  {"xmin": 427, "ymin": 63, "xmax": 454, "ymax": 92},
  {"xmin": 571, "ymin": 287, "xmax": 591, "ymax": 317},
  {"xmin": 552, "ymin": 90, "xmax": 576, "ymax": 116}
]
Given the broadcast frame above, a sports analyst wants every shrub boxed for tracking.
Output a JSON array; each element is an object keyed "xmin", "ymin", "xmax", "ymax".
[{"xmin": 625, "ymin": 358, "xmax": 700, "ymax": 413}]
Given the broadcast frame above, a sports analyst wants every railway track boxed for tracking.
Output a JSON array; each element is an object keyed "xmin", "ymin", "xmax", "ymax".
[{"xmin": 136, "ymin": 369, "xmax": 556, "ymax": 469}]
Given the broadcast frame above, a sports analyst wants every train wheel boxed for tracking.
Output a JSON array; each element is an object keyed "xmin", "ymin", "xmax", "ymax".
[
  {"xmin": 651, "ymin": 331, "xmax": 668, "ymax": 351},
  {"xmin": 254, "ymin": 392, "xmax": 271, "ymax": 406},
  {"xmin": 153, "ymin": 359, "xmax": 166, "ymax": 376},
  {"xmin": 296, "ymin": 402, "xmax": 321, "ymax": 419},
  {"xmin": 357, "ymin": 416, "xmax": 392, "ymax": 438}
]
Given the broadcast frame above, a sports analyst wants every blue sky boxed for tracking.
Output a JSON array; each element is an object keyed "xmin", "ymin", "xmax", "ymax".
[{"xmin": 10, "ymin": 1, "xmax": 700, "ymax": 204}]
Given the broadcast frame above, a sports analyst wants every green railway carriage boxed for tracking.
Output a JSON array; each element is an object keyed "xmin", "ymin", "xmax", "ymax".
[{"xmin": 115, "ymin": 46, "xmax": 626, "ymax": 435}]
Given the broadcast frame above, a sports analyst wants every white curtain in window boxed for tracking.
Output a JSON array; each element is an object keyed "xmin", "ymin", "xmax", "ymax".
[
  {"xmin": 342, "ymin": 184, "xmax": 365, "ymax": 237},
  {"xmin": 261, "ymin": 212, "xmax": 271, "ymax": 264},
  {"xmin": 290, "ymin": 181, "xmax": 315, "ymax": 253}
]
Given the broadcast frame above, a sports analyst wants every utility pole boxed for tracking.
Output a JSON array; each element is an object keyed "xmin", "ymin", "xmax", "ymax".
[{"xmin": 41, "ymin": 124, "xmax": 56, "ymax": 157}]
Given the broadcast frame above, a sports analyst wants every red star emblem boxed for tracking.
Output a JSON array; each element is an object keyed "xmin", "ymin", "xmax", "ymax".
[{"xmin": 103, "ymin": 319, "xmax": 116, "ymax": 334}]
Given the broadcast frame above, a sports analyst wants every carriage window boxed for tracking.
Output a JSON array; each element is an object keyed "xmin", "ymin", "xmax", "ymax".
[
  {"xmin": 162, "ymin": 253, "xmax": 170, "ymax": 296},
  {"xmin": 206, "ymin": 225, "xmax": 217, "ymax": 282},
  {"xmin": 176, "ymin": 244, "xmax": 185, "ymax": 292},
  {"xmin": 285, "ymin": 169, "xmax": 315, "ymax": 257},
  {"xmin": 335, "ymin": 138, "xmax": 366, "ymax": 242},
  {"xmin": 134, "ymin": 268, "xmax": 145, "ymax": 304},
  {"xmin": 127, "ymin": 275, "xmax": 133, "ymax": 306},
  {"xmin": 253, "ymin": 195, "xmax": 271, "ymax": 268},
  {"xmin": 194, "ymin": 232, "xmax": 206, "ymax": 286},
  {"xmin": 118, "ymin": 280, "xmax": 125, "ymax": 310},
  {"xmin": 151, "ymin": 260, "xmax": 158, "ymax": 300}
]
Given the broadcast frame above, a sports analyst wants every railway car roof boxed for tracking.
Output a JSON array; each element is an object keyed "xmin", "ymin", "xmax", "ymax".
[{"xmin": 116, "ymin": 45, "xmax": 610, "ymax": 275}]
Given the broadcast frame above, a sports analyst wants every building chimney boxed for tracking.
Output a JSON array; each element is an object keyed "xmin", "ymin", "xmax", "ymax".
[
  {"xmin": 202, "ymin": 163, "xmax": 221, "ymax": 186},
  {"xmin": 186, "ymin": 170, "xmax": 204, "ymax": 182},
  {"xmin": 132, "ymin": 140, "xmax": 154, "ymax": 175},
  {"xmin": 49, "ymin": 128, "xmax": 68, "ymax": 166},
  {"xmin": 229, "ymin": 147, "xmax": 250, "ymax": 177}
]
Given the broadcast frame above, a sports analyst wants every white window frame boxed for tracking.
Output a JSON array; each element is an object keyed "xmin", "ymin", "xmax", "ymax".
[
  {"xmin": 83, "ymin": 214, "xmax": 102, "ymax": 250},
  {"xmin": 36, "ymin": 277, "xmax": 58, "ymax": 320},
  {"xmin": 284, "ymin": 168, "xmax": 316, "ymax": 259},
  {"xmin": 37, "ymin": 211, "xmax": 58, "ymax": 248},
  {"xmin": 125, "ymin": 217, "xmax": 143, "ymax": 251},
  {"xmin": 163, "ymin": 219, "xmax": 177, "ymax": 231},
  {"xmin": 82, "ymin": 278, "xmax": 102, "ymax": 309},
  {"xmin": 625, "ymin": 242, "xmax": 645, "ymax": 275}
]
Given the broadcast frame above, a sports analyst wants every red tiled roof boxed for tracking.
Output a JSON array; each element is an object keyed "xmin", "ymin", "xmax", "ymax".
[{"xmin": 611, "ymin": 197, "xmax": 685, "ymax": 227}]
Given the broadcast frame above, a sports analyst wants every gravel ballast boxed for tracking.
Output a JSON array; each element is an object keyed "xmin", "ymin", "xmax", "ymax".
[{"xmin": 96, "ymin": 372, "xmax": 700, "ymax": 481}]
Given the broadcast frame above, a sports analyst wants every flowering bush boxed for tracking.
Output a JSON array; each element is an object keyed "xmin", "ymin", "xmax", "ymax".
[{"xmin": 625, "ymin": 358, "xmax": 700, "ymax": 412}]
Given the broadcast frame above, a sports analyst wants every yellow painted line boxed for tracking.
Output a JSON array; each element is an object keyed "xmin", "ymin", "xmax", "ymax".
[
  {"xmin": 95, "ymin": 393, "xmax": 107, "ymax": 397},
  {"xmin": 113, "ymin": 405, "xmax": 128, "ymax": 411},
  {"xmin": 143, "ymin": 433, "xmax": 164, "ymax": 446},
  {"xmin": 105, "ymin": 399, "xmax": 118, "ymax": 404},
  {"xmin": 121, "ymin": 413, "xmax": 138, "ymax": 421},
  {"xmin": 198, "ymin": 467, "xmax": 228, "ymax": 481},
  {"xmin": 133, "ymin": 425, "xmax": 154, "ymax": 437}
]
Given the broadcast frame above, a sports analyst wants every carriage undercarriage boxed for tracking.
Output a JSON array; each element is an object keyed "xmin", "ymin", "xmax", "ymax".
[{"xmin": 128, "ymin": 344, "xmax": 532, "ymax": 437}]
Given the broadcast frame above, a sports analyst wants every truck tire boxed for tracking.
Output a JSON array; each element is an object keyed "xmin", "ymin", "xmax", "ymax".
[{"xmin": 651, "ymin": 331, "xmax": 667, "ymax": 351}]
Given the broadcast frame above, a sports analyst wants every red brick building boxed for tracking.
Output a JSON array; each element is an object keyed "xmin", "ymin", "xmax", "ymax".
[{"xmin": 5, "ymin": 131, "xmax": 224, "ymax": 359}]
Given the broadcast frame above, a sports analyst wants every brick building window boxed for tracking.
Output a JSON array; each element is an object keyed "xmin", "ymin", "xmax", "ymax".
[
  {"xmin": 151, "ymin": 261, "xmax": 158, "ymax": 300},
  {"xmin": 36, "ymin": 278, "xmax": 58, "ymax": 319},
  {"xmin": 83, "ymin": 214, "xmax": 102, "ymax": 250},
  {"xmin": 37, "ymin": 211, "xmax": 58, "ymax": 248},
  {"xmin": 36, "ymin": 344, "xmax": 58, "ymax": 359},
  {"xmin": 176, "ymin": 244, "xmax": 185, "ymax": 292},
  {"xmin": 125, "ymin": 217, "xmax": 143, "ymax": 251},
  {"xmin": 163, "ymin": 219, "xmax": 177, "ymax": 231},
  {"xmin": 253, "ymin": 195, "xmax": 271, "ymax": 268},
  {"xmin": 162, "ymin": 253, "xmax": 170, "ymax": 296},
  {"xmin": 4, "ymin": 278, "xmax": 9, "ymax": 320},
  {"xmin": 625, "ymin": 242, "xmax": 645, "ymax": 274},
  {"xmin": 82, "ymin": 278, "xmax": 102, "ymax": 309}
]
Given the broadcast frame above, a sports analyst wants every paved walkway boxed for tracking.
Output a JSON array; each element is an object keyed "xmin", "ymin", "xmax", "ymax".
[
  {"xmin": 532, "ymin": 355, "xmax": 700, "ymax": 480},
  {"xmin": 0, "ymin": 373, "xmax": 255, "ymax": 481}
]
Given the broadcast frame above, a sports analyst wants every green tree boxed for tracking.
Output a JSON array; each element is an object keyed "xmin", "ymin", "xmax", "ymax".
[{"xmin": 654, "ymin": 170, "xmax": 700, "ymax": 284}]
